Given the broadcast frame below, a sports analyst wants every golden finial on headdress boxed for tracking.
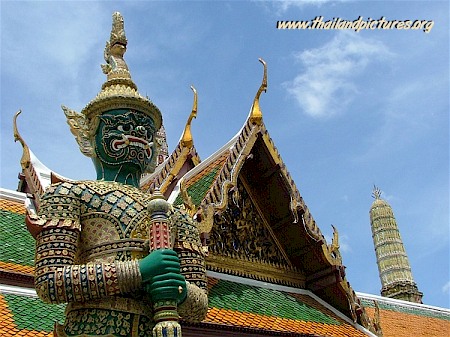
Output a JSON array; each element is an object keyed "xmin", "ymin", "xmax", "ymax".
[
  {"xmin": 180, "ymin": 86, "xmax": 198, "ymax": 148},
  {"xmin": 249, "ymin": 58, "xmax": 267, "ymax": 125},
  {"xmin": 110, "ymin": 12, "xmax": 127, "ymax": 46},
  {"xmin": 101, "ymin": 12, "xmax": 130, "ymax": 77}
]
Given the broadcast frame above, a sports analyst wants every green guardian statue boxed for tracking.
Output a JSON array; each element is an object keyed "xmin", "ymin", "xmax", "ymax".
[{"xmin": 27, "ymin": 12, "xmax": 208, "ymax": 337}]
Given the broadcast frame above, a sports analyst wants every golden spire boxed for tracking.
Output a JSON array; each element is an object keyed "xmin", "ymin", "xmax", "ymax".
[
  {"xmin": 13, "ymin": 110, "xmax": 31, "ymax": 170},
  {"xmin": 369, "ymin": 186, "xmax": 423, "ymax": 303},
  {"xmin": 249, "ymin": 58, "xmax": 267, "ymax": 125},
  {"xmin": 180, "ymin": 86, "xmax": 198, "ymax": 148}
]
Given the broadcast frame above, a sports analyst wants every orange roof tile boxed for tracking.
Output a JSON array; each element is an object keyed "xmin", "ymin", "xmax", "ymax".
[
  {"xmin": 204, "ymin": 307, "xmax": 368, "ymax": 337},
  {"xmin": 0, "ymin": 199, "xmax": 26, "ymax": 215},
  {"xmin": 0, "ymin": 294, "xmax": 18, "ymax": 337},
  {"xmin": 365, "ymin": 307, "xmax": 450, "ymax": 337},
  {"xmin": 0, "ymin": 261, "xmax": 35, "ymax": 275}
]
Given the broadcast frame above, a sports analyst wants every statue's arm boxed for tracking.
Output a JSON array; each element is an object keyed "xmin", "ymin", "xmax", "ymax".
[
  {"xmin": 33, "ymin": 182, "xmax": 142, "ymax": 304},
  {"xmin": 34, "ymin": 227, "xmax": 141, "ymax": 304},
  {"xmin": 171, "ymin": 209, "xmax": 209, "ymax": 322}
]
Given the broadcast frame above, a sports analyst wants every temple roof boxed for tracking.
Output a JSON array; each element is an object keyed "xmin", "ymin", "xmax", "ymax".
[
  {"xmin": 2, "ymin": 187, "xmax": 450, "ymax": 337},
  {"xmin": 0, "ymin": 191, "xmax": 372, "ymax": 337},
  {"xmin": 359, "ymin": 294, "xmax": 450, "ymax": 337},
  {"xmin": 162, "ymin": 75, "xmax": 365, "ymax": 323},
  {"xmin": 0, "ymin": 286, "xmax": 65, "ymax": 337},
  {"xmin": 140, "ymin": 140, "xmax": 201, "ymax": 198}
]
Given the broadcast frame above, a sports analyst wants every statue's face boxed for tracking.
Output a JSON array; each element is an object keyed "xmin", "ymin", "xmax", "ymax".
[{"xmin": 94, "ymin": 109, "xmax": 156, "ymax": 173}]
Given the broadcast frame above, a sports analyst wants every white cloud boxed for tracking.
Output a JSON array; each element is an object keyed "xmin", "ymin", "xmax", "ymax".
[
  {"xmin": 442, "ymin": 281, "xmax": 450, "ymax": 295},
  {"xmin": 273, "ymin": 0, "xmax": 347, "ymax": 12},
  {"xmin": 284, "ymin": 31, "xmax": 392, "ymax": 119},
  {"xmin": 2, "ymin": 3, "xmax": 107, "ymax": 104}
]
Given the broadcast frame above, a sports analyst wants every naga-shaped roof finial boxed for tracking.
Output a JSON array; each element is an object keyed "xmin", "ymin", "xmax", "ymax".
[
  {"xmin": 372, "ymin": 185, "xmax": 382, "ymax": 199},
  {"xmin": 181, "ymin": 86, "xmax": 198, "ymax": 148},
  {"xmin": 249, "ymin": 58, "xmax": 267, "ymax": 125}
]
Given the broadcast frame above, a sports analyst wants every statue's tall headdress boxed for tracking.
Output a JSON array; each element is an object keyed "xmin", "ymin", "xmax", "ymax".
[
  {"xmin": 109, "ymin": 11, "xmax": 127, "ymax": 47},
  {"xmin": 63, "ymin": 12, "xmax": 162, "ymax": 161}
]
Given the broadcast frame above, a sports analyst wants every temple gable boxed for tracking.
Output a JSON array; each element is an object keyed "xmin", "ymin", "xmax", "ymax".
[{"xmin": 210, "ymin": 178, "xmax": 289, "ymax": 267}]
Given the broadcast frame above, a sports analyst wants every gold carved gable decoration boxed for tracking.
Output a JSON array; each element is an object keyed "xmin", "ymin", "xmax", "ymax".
[
  {"xmin": 206, "ymin": 179, "xmax": 304, "ymax": 287},
  {"xmin": 209, "ymin": 179, "xmax": 288, "ymax": 266}
]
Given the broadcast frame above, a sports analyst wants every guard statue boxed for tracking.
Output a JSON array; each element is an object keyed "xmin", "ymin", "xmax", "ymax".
[{"xmin": 27, "ymin": 12, "xmax": 208, "ymax": 337}]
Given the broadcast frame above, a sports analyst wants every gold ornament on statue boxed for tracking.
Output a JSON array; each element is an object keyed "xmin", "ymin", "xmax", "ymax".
[{"xmin": 147, "ymin": 190, "xmax": 182, "ymax": 337}]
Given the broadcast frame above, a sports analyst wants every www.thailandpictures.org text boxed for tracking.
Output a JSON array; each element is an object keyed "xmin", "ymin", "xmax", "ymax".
[{"xmin": 277, "ymin": 16, "xmax": 434, "ymax": 33}]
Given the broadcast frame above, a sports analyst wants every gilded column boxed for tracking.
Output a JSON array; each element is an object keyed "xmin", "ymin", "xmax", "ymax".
[{"xmin": 369, "ymin": 186, "xmax": 423, "ymax": 303}]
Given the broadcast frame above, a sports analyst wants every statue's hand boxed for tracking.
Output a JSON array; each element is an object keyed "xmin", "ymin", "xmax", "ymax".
[
  {"xmin": 145, "ymin": 273, "xmax": 187, "ymax": 304},
  {"xmin": 139, "ymin": 249, "xmax": 181, "ymax": 284}
]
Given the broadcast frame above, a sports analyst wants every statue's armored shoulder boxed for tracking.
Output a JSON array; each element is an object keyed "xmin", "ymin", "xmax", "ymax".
[
  {"xmin": 42, "ymin": 181, "xmax": 86, "ymax": 198},
  {"xmin": 35, "ymin": 181, "xmax": 85, "ymax": 232}
]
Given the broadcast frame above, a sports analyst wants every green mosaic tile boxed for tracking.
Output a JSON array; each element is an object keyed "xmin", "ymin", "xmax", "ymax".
[
  {"xmin": 3, "ymin": 293, "xmax": 66, "ymax": 331},
  {"xmin": 209, "ymin": 279, "xmax": 340, "ymax": 324},
  {"xmin": 174, "ymin": 166, "xmax": 221, "ymax": 206},
  {"xmin": 360, "ymin": 298, "xmax": 450, "ymax": 321},
  {"xmin": 0, "ymin": 210, "xmax": 35, "ymax": 266}
]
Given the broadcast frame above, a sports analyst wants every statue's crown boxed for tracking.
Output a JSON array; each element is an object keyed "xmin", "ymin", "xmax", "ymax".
[
  {"xmin": 63, "ymin": 12, "xmax": 162, "ymax": 159},
  {"xmin": 81, "ymin": 11, "xmax": 161, "ymax": 129},
  {"xmin": 110, "ymin": 12, "xmax": 127, "ymax": 47}
]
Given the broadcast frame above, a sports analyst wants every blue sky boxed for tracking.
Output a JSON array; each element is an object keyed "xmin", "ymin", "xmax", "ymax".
[{"xmin": 1, "ymin": 1, "xmax": 448, "ymax": 308}]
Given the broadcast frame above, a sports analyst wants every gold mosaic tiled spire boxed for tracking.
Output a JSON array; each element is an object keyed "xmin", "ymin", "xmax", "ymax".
[{"xmin": 369, "ymin": 186, "xmax": 423, "ymax": 303}]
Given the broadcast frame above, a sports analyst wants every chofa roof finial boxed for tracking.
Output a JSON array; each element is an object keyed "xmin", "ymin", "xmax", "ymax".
[
  {"xmin": 249, "ymin": 58, "xmax": 267, "ymax": 125},
  {"xmin": 13, "ymin": 110, "xmax": 31, "ymax": 170},
  {"xmin": 181, "ymin": 86, "xmax": 198, "ymax": 148}
]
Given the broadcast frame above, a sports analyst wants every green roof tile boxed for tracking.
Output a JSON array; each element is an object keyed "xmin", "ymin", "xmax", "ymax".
[
  {"xmin": 174, "ymin": 166, "xmax": 220, "ymax": 206},
  {"xmin": 0, "ymin": 210, "xmax": 35, "ymax": 266},
  {"xmin": 3, "ymin": 293, "xmax": 66, "ymax": 332},
  {"xmin": 209, "ymin": 279, "xmax": 340, "ymax": 324}
]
